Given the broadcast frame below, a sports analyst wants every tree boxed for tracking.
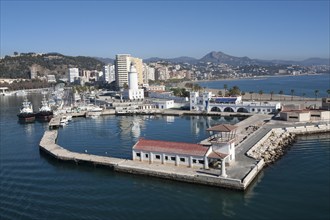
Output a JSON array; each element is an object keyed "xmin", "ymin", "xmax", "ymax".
[
  {"xmin": 249, "ymin": 91, "xmax": 253, "ymax": 100},
  {"xmin": 258, "ymin": 90, "xmax": 263, "ymax": 101},
  {"xmin": 327, "ymin": 89, "xmax": 330, "ymax": 97},
  {"xmin": 291, "ymin": 89, "xmax": 295, "ymax": 101},
  {"xmin": 270, "ymin": 91, "xmax": 274, "ymax": 101},
  {"xmin": 279, "ymin": 90, "xmax": 284, "ymax": 100},
  {"xmin": 314, "ymin": 90, "xmax": 319, "ymax": 100},
  {"xmin": 224, "ymin": 84, "xmax": 228, "ymax": 95},
  {"xmin": 228, "ymin": 85, "xmax": 241, "ymax": 96},
  {"xmin": 218, "ymin": 90, "xmax": 223, "ymax": 96}
]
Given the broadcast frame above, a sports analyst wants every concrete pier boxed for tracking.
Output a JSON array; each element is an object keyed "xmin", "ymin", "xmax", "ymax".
[{"xmin": 40, "ymin": 114, "xmax": 329, "ymax": 191}]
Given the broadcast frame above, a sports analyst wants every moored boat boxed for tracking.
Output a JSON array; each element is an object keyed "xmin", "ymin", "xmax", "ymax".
[
  {"xmin": 36, "ymin": 95, "xmax": 53, "ymax": 122},
  {"xmin": 17, "ymin": 98, "xmax": 35, "ymax": 123}
]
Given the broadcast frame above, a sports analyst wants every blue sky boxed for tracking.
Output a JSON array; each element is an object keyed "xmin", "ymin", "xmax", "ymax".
[{"xmin": 1, "ymin": 0, "xmax": 329, "ymax": 60}]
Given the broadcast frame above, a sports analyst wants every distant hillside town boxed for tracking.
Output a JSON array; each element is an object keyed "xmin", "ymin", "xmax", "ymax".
[{"xmin": 0, "ymin": 51, "xmax": 329, "ymax": 91}]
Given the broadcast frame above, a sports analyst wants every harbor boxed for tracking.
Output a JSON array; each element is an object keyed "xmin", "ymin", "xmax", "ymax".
[{"xmin": 40, "ymin": 113, "xmax": 330, "ymax": 191}]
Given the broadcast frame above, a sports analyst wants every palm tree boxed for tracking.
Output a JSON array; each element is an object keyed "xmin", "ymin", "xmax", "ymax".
[
  {"xmin": 291, "ymin": 89, "xmax": 294, "ymax": 101},
  {"xmin": 258, "ymin": 90, "xmax": 263, "ymax": 101},
  {"xmin": 314, "ymin": 90, "xmax": 319, "ymax": 100},
  {"xmin": 279, "ymin": 90, "xmax": 284, "ymax": 101},
  {"xmin": 249, "ymin": 91, "xmax": 253, "ymax": 100},
  {"xmin": 224, "ymin": 84, "xmax": 228, "ymax": 96},
  {"xmin": 270, "ymin": 91, "xmax": 274, "ymax": 101}
]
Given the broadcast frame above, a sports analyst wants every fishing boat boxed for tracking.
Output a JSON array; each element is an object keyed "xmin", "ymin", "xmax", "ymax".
[
  {"xmin": 36, "ymin": 95, "xmax": 53, "ymax": 122},
  {"xmin": 17, "ymin": 98, "xmax": 35, "ymax": 123}
]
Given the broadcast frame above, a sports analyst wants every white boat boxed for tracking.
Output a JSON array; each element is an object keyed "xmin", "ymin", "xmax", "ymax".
[
  {"xmin": 0, "ymin": 87, "xmax": 15, "ymax": 96},
  {"xmin": 60, "ymin": 115, "xmax": 70, "ymax": 126},
  {"xmin": 15, "ymin": 90, "xmax": 27, "ymax": 96},
  {"xmin": 86, "ymin": 107, "xmax": 103, "ymax": 118}
]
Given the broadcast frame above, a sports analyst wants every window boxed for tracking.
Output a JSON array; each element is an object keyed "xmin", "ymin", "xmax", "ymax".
[
  {"xmin": 155, "ymin": 155, "xmax": 160, "ymax": 159},
  {"xmin": 193, "ymin": 159, "xmax": 197, "ymax": 163},
  {"xmin": 136, "ymin": 152, "xmax": 141, "ymax": 157},
  {"xmin": 165, "ymin": 156, "xmax": 168, "ymax": 160},
  {"xmin": 145, "ymin": 154, "xmax": 149, "ymax": 158},
  {"xmin": 198, "ymin": 160, "xmax": 204, "ymax": 164},
  {"xmin": 180, "ymin": 158, "xmax": 185, "ymax": 162},
  {"xmin": 171, "ymin": 156, "xmax": 176, "ymax": 161}
]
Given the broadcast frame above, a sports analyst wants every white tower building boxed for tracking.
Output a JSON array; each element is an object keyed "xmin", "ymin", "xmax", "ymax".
[{"xmin": 123, "ymin": 63, "xmax": 144, "ymax": 100}]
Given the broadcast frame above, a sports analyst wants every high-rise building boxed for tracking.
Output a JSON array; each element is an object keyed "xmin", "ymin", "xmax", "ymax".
[
  {"xmin": 115, "ymin": 54, "xmax": 131, "ymax": 88},
  {"xmin": 103, "ymin": 64, "xmax": 115, "ymax": 83},
  {"xmin": 68, "ymin": 68, "xmax": 79, "ymax": 83},
  {"xmin": 115, "ymin": 54, "xmax": 143, "ymax": 89}
]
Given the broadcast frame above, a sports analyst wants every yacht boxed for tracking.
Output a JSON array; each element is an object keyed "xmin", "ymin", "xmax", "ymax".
[{"xmin": 17, "ymin": 98, "xmax": 35, "ymax": 123}]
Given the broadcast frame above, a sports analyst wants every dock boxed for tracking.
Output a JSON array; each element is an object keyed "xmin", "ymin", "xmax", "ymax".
[
  {"xmin": 41, "ymin": 113, "xmax": 330, "ymax": 191},
  {"xmin": 39, "ymin": 129, "xmax": 252, "ymax": 190}
]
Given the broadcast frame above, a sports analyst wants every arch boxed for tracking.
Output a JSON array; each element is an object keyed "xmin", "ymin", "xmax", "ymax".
[
  {"xmin": 237, "ymin": 107, "xmax": 249, "ymax": 113},
  {"xmin": 210, "ymin": 107, "xmax": 221, "ymax": 112},
  {"xmin": 224, "ymin": 107, "xmax": 234, "ymax": 112}
]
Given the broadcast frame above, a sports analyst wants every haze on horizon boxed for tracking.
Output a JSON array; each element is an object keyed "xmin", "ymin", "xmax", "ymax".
[{"xmin": 1, "ymin": 0, "xmax": 329, "ymax": 61}]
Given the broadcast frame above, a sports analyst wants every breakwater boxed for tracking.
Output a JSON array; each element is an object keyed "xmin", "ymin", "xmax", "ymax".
[
  {"xmin": 247, "ymin": 124, "xmax": 330, "ymax": 164},
  {"xmin": 39, "ymin": 129, "xmax": 248, "ymax": 190},
  {"xmin": 40, "ymin": 114, "xmax": 329, "ymax": 191}
]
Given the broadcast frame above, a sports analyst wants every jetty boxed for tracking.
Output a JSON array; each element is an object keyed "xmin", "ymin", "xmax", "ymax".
[{"xmin": 40, "ymin": 112, "xmax": 329, "ymax": 191}]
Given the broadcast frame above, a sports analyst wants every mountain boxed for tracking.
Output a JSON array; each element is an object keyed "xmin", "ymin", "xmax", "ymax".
[
  {"xmin": 144, "ymin": 56, "xmax": 198, "ymax": 64},
  {"xmin": 299, "ymin": 58, "xmax": 330, "ymax": 66},
  {"xmin": 94, "ymin": 57, "xmax": 114, "ymax": 64},
  {"xmin": 145, "ymin": 51, "xmax": 329, "ymax": 66},
  {"xmin": 0, "ymin": 53, "xmax": 105, "ymax": 79}
]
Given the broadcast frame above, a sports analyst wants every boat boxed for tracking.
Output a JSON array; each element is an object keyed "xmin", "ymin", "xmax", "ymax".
[
  {"xmin": 17, "ymin": 98, "xmax": 35, "ymax": 123},
  {"xmin": 86, "ymin": 106, "xmax": 103, "ymax": 118},
  {"xmin": 60, "ymin": 115, "xmax": 72, "ymax": 126},
  {"xmin": 0, "ymin": 87, "xmax": 15, "ymax": 96},
  {"xmin": 15, "ymin": 90, "xmax": 27, "ymax": 96},
  {"xmin": 36, "ymin": 95, "xmax": 53, "ymax": 122}
]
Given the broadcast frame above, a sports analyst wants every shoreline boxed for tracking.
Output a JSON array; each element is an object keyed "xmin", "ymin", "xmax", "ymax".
[{"xmin": 177, "ymin": 72, "xmax": 329, "ymax": 85}]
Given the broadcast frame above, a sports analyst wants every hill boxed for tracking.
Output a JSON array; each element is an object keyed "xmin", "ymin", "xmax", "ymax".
[{"xmin": 0, "ymin": 53, "xmax": 105, "ymax": 79}]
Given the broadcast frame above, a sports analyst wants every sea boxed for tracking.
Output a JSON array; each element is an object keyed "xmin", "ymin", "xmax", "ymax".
[
  {"xmin": 1, "ymin": 75, "xmax": 329, "ymax": 220},
  {"xmin": 197, "ymin": 74, "xmax": 330, "ymax": 98}
]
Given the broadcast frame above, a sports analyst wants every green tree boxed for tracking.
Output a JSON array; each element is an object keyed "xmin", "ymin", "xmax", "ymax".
[
  {"xmin": 258, "ymin": 90, "xmax": 263, "ymax": 101},
  {"xmin": 314, "ymin": 90, "xmax": 319, "ymax": 100},
  {"xmin": 270, "ymin": 91, "xmax": 274, "ymax": 101},
  {"xmin": 217, "ymin": 90, "xmax": 223, "ymax": 96},
  {"xmin": 327, "ymin": 89, "xmax": 330, "ymax": 97},
  {"xmin": 291, "ymin": 89, "xmax": 295, "ymax": 101},
  {"xmin": 224, "ymin": 84, "xmax": 228, "ymax": 95},
  {"xmin": 249, "ymin": 91, "xmax": 253, "ymax": 100},
  {"xmin": 279, "ymin": 90, "xmax": 284, "ymax": 100}
]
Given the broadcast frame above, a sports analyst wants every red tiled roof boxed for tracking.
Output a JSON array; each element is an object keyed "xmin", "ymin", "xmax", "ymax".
[
  {"xmin": 206, "ymin": 124, "xmax": 237, "ymax": 132},
  {"xmin": 208, "ymin": 151, "xmax": 228, "ymax": 159},
  {"xmin": 133, "ymin": 139, "xmax": 208, "ymax": 156}
]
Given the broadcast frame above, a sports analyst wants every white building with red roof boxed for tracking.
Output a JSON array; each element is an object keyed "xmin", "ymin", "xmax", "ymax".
[{"xmin": 132, "ymin": 124, "xmax": 237, "ymax": 177}]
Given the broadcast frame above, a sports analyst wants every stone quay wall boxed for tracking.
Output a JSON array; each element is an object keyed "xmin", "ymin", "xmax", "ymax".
[{"xmin": 247, "ymin": 124, "xmax": 330, "ymax": 164}]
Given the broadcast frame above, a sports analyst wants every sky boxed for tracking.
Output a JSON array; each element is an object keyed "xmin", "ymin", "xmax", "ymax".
[{"xmin": 1, "ymin": 0, "xmax": 329, "ymax": 60}]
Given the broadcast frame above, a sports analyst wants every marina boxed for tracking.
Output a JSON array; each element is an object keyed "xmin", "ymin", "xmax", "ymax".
[
  {"xmin": 1, "ymin": 92, "xmax": 329, "ymax": 219},
  {"xmin": 40, "ymin": 113, "xmax": 330, "ymax": 190}
]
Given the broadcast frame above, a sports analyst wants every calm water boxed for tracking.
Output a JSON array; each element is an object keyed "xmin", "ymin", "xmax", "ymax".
[
  {"xmin": 0, "ymin": 95, "xmax": 329, "ymax": 220},
  {"xmin": 198, "ymin": 74, "xmax": 330, "ymax": 98}
]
